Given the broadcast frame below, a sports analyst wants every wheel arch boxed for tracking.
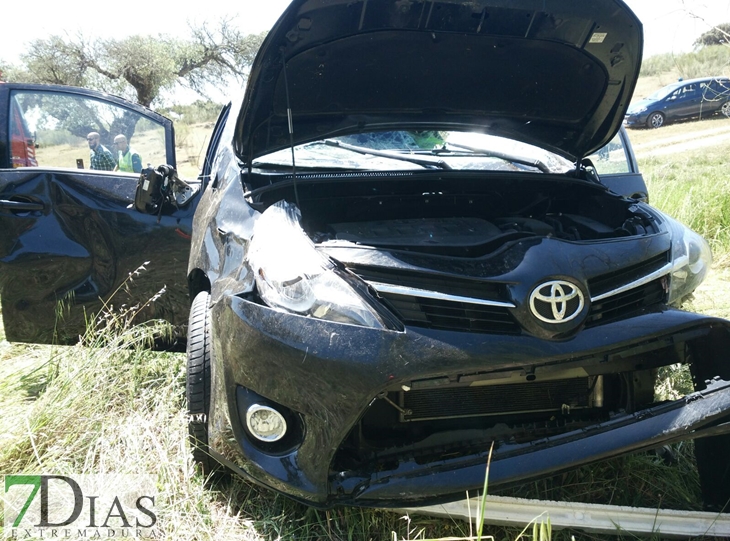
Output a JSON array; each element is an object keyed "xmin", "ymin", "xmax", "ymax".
[
  {"xmin": 646, "ymin": 110, "xmax": 665, "ymax": 128},
  {"xmin": 188, "ymin": 269, "xmax": 211, "ymax": 302},
  {"xmin": 720, "ymin": 100, "xmax": 730, "ymax": 117}
]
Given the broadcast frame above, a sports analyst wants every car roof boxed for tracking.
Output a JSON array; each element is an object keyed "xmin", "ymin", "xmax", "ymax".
[{"xmin": 669, "ymin": 76, "xmax": 730, "ymax": 85}]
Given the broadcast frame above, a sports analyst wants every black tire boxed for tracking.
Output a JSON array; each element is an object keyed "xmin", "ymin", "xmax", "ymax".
[
  {"xmin": 646, "ymin": 111, "xmax": 665, "ymax": 129},
  {"xmin": 186, "ymin": 291, "xmax": 217, "ymax": 474},
  {"xmin": 721, "ymin": 101, "xmax": 730, "ymax": 118}
]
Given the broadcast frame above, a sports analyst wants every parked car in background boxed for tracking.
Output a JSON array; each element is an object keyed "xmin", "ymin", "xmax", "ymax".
[
  {"xmin": 624, "ymin": 76, "xmax": 730, "ymax": 128},
  {"xmin": 3, "ymin": 0, "xmax": 730, "ymax": 512}
]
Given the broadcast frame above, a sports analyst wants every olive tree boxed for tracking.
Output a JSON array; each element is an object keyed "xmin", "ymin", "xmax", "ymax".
[
  {"xmin": 8, "ymin": 20, "xmax": 266, "ymax": 108},
  {"xmin": 694, "ymin": 23, "xmax": 730, "ymax": 48}
]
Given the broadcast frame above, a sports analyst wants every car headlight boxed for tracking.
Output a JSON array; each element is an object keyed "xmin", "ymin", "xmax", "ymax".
[
  {"xmin": 248, "ymin": 200, "xmax": 385, "ymax": 328},
  {"xmin": 665, "ymin": 215, "xmax": 712, "ymax": 304}
]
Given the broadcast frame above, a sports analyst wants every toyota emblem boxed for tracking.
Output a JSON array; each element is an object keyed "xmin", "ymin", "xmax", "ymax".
[{"xmin": 529, "ymin": 280, "xmax": 585, "ymax": 324}]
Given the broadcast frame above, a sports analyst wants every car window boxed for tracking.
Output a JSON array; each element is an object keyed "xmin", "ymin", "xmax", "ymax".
[
  {"xmin": 587, "ymin": 132, "xmax": 630, "ymax": 175},
  {"xmin": 706, "ymin": 79, "xmax": 730, "ymax": 97},
  {"xmin": 667, "ymin": 84, "xmax": 696, "ymax": 100},
  {"xmin": 646, "ymin": 84, "xmax": 681, "ymax": 101},
  {"xmin": 9, "ymin": 90, "xmax": 167, "ymax": 174},
  {"xmin": 715, "ymin": 80, "xmax": 729, "ymax": 93}
]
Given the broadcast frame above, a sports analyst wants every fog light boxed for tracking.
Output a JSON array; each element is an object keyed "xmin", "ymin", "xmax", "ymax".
[{"xmin": 246, "ymin": 404, "xmax": 287, "ymax": 442}]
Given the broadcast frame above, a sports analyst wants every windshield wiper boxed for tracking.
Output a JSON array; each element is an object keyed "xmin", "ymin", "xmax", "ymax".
[
  {"xmin": 323, "ymin": 139, "xmax": 452, "ymax": 170},
  {"xmin": 438, "ymin": 142, "xmax": 552, "ymax": 173}
]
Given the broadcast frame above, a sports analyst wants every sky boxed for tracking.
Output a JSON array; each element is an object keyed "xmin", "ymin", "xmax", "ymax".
[
  {"xmin": 630, "ymin": 0, "xmax": 730, "ymax": 57},
  {"xmin": 2, "ymin": 0, "xmax": 730, "ymax": 71}
]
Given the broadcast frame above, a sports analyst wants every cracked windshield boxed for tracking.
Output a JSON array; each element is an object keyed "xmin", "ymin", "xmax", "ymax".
[{"xmin": 253, "ymin": 130, "xmax": 629, "ymax": 176}]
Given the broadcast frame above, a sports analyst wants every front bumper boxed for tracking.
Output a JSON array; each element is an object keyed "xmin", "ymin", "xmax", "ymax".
[
  {"xmin": 207, "ymin": 295, "xmax": 730, "ymax": 506},
  {"xmin": 623, "ymin": 113, "xmax": 648, "ymax": 128},
  {"xmin": 340, "ymin": 376, "xmax": 730, "ymax": 504}
]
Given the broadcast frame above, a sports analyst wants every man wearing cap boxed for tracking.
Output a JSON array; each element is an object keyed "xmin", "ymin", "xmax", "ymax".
[{"xmin": 114, "ymin": 134, "xmax": 142, "ymax": 173}]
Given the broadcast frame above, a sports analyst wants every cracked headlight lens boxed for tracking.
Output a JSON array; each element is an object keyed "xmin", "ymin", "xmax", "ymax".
[
  {"xmin": 249, "ymin": 200, "xmax": 385, "ymax": 328},
  {"xmin": 666, "ymin": 215, "xmax": 712, "ymax": 304}
]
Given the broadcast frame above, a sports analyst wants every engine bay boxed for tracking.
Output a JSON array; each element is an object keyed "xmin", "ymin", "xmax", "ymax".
[
  {"xmin": 252, "ymin": 173, "xmax": 660, "ymax": 257},
  {"xmin": 317, "ymin": 213, "xmax": 655, "ymax": 256}
]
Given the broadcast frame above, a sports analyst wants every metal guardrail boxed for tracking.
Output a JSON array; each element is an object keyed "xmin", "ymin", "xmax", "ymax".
[{"xmin": 404, "ymin": 495, "xmax": 730, "ymax": 537}]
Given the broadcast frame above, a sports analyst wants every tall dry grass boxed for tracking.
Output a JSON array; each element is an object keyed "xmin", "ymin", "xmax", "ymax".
[{"xmin": 641, "ymin": 45, "xmax": 730, "ymax": 79}]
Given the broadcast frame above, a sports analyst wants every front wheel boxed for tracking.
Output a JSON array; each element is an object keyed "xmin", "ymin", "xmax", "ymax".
[
  {"xmin": 721, "ymin": 101, "xmax": 730, "ymax": 117},
  {"xmin": 186, "ymin": 291, "xmax": 217, "ymax": 474},
  {"xmin": 646, "ymin": 111, "xmax": 665, "ymax": 129}
]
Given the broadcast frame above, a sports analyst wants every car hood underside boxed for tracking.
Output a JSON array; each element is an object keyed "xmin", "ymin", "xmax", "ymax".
[{"xmin": 236, "ymin": 0, "xmax": 643, "ymax": 163}]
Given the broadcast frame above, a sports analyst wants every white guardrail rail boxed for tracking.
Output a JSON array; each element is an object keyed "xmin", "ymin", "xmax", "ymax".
[{"xmin": 403, "ymin": 495, "xmax": 730, "ymax": 537}]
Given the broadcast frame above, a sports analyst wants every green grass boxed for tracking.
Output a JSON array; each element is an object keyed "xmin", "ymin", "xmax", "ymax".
[
  {"xmin": 641, "ymin": 145, "xmax": 730, "ymax": 257},
  {"xmin": 0, "ymin": 298, "xmax": 470, "ymax": 540}
]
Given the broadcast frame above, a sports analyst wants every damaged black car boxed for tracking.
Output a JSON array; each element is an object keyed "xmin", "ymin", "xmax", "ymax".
[{"xmin": 2, "ymin": 0, "xmax": 730, "ymax": 510}]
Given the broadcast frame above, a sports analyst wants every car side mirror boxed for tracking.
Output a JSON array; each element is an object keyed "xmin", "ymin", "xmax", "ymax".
[
  {"xmin": 135, "ymin": 166, "xmax": 166, "ymax": 215},
  {"xmin": 134, "ymin": 165, "xmax": 199, "ymax": 219}
]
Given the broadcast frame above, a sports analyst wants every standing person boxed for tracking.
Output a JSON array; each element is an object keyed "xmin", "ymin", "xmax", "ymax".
[
  {"xmin": 114, "ymin": 134, "xmax": 142, "ymax": 173},
  {"xmin": 87, "ymin": 132, "xmax": 116, "ymax": 171}
]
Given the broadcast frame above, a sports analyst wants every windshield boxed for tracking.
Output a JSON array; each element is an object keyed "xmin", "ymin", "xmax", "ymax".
[
  {"xmin": 253, "ymin": 130, "xmax": 574, "ymax": 174},
  {"xmin": 645, "ymin": 83, "xmax": 682, "ymax": 101}
]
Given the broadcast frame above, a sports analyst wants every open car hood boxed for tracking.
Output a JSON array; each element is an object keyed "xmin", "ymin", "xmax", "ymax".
[{"xmin": 235, "ymin": 0, "xmax": 642, "ymax": 164}]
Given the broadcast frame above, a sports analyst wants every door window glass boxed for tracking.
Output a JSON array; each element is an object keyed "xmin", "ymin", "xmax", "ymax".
[
  {"xmin": 679, "ymin": 84, "xmax": 697, "ymax": 99},
  {"xmin": 9, "ymin": 90, "xmax": 167, "ymax": 173},
  {"xmin": 587, "ymin": 132, "xmax": 630, "ymax": 175},
  {"xmin": 708, "ymin": 79, "xmax": 730, "ymax": 97}
]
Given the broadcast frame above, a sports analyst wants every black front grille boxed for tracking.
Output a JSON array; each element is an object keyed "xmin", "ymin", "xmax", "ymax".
[
  {"xmin": 588, "ymin": 251, "xmax": 669, "ymax": 297},
  {"xmin": 586, "ymin": 278, "xmax": 666, "ymax": 327},
  {"xmin": 350, "ymin": 263, "xmax": 667, "ymax": 336},
  {"xmin": 349, "ymin": 265, "xmax": 517, "ymax": 333},
  {"xmin": 402, "ymin": 378, "xmax": 592, "ymax": 421},
  {"xmin": 380, "ymin": 292, "xmax": 521, "ymax": 334}
]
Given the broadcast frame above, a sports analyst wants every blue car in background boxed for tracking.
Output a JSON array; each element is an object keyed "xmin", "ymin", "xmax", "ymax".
[{"xmin": 624, "ymin": 76, "xmax": 730, "ymax": 128}]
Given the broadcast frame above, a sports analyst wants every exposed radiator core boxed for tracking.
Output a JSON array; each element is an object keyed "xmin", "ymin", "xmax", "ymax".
[{"xmin": 400, "ymin": 378, "xmax": 593, "ymax": 422}]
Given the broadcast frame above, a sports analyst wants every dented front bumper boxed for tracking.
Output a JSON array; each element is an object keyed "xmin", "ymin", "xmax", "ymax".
[
  {"xmin": 206, "ymin": 294, "xmax": 730, "ymax": 507},
  {"xmin": 336, "ymin": 377, "xmax": 730, "ymax": 505}
]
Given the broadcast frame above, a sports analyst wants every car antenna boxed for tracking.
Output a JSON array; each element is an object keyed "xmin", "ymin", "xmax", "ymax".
[{"xmin": 282, "ymin": 58, "xmax": 302, "ymax": 209}]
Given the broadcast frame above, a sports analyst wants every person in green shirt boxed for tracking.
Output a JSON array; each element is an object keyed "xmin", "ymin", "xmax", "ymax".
[
  {"xmin": 87, "ymin": 132, "xmax": 116, "ymax": 170},
  {"xmin": 114, "ymin": 134, "xmax": 142, "ymax": 173}
]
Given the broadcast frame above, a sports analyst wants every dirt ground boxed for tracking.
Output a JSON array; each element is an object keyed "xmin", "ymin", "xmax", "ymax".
[{"xmin": 631, "ymin": 122, "xmax": 730, "ymax": 157}]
